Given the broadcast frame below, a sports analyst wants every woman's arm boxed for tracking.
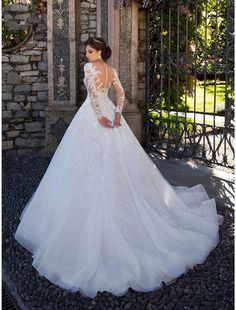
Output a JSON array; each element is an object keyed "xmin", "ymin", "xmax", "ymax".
[
  {"xmin": 84, "ymin": 63, "xmax": 103, "ymax": 119},
  {"xmin": 112, "ymin": 68, "xmax": 125, "ymax": 115}
]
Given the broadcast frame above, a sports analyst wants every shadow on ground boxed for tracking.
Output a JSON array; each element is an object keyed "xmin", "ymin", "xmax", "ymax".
[{"xmin": 2, "ymin": 153, "xmax": 234, "ymax": 310}]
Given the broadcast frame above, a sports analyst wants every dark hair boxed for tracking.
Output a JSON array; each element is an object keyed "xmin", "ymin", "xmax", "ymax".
[{"xmin": 84, "ymin": 37, "xmax": 112, "ymax": 60}]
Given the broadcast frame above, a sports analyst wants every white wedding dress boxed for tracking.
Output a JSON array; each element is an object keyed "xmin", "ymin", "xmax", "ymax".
[{"xmin": 14, "ymin": 61, "xmax": 224, "ymax": 298}]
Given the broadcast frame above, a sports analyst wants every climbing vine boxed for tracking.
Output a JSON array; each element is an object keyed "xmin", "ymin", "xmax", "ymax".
[{"xmin": 2, "ymin": 0, "xmax": 47, "ymax": 50}]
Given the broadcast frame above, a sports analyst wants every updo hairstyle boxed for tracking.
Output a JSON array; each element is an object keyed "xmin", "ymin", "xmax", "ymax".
[{"xmin": 84, "ymin": 37, "xmax": 112, "ymax": 60}]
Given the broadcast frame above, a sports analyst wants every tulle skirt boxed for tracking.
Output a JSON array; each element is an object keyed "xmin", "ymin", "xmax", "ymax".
[{"xmin": 14, "ymin": 94, "xmax": 224, "ymax": 298}]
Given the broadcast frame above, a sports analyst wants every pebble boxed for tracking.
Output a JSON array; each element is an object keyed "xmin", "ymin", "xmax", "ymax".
[{"xmin": 2, "ymin": 154, "xmax": 234, "ymax": 309}]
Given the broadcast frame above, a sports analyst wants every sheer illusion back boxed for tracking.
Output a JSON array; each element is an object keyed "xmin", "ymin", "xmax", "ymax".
[
  {"xmin": 84, "ymin": 61, "xmax": 125, "ymax": 119},
  {"xmin": 91, "ymin": 61, "xmax": 114, "ymax": 91}
]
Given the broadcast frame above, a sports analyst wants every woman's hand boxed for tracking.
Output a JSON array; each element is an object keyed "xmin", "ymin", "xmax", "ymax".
[
  {"xmin": 99, "ymin": 116, "xmax": 114, "ymax": 128},
  {"xmin": 113, "ymin": 112, "xmax": 122, "ymax": 128}
]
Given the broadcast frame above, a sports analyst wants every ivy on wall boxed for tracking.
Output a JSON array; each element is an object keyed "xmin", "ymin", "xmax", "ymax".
[
  {"xmin": 2, "ymin": 1, "xmax": 29, "ymax": 49},
  {"xmin": 2, "ymin": 0, "xmax": 47, "ymax": 50},
  {"xmin": 2, "ymin": 0, "xmax": 47, "ymax": 16},
  {"xmin": 31, "ymin": 0, "xmax": 47, "ymax": 15}
]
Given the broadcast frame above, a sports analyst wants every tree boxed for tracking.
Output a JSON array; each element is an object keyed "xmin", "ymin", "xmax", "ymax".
[{"xmin": 148, "ymin": 0, "xmax": 233, "ymax": 112}]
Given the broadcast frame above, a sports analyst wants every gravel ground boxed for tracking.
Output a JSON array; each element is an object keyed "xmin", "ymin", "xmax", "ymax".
[{"xmin": 2, "ymin": 154, "xmax": 234, "ymax": 310}]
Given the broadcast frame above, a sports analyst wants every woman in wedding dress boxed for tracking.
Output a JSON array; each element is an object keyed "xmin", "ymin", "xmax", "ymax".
[{"xmin": 14, "ymin": 37, "xmax": 224, "ymax": 299}]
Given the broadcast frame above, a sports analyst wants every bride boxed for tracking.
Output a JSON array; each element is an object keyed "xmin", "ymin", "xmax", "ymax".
[{"xmin": 14, "ymin": 37, "xmax": 224, "ymax": 298}]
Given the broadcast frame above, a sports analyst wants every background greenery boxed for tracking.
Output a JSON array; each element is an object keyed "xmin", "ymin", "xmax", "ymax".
[
  {"xmin": 2, "ymin": 0, "xmax": 47, "ymax": 49},
  {"xmin": 149, "ymin": 0, "xmax": 234, "ymax": 115}
]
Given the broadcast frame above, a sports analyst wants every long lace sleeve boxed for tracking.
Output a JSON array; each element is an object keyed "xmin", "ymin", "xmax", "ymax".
[
  {"xmin": 84, "ymin": 63, "xmax": 103, "ymax": 119},
  {"xmin": 112, "ymin": 68, "xmax": 125, "ymax": 114}
]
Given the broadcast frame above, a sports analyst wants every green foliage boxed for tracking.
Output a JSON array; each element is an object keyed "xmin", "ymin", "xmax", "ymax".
[
  {"xmin": 2, "ymin": 21, "xmax": 29, "ymax": 49},
  {"xmin": 150, "ymin": 1, "xmax": 203, "ymax": 111},
  {"xmin": 2, "ymin": 0, "xmax": 18, "ymax": 6},
  {"xmin": 2, "ymin": 1, "xmax": 28, "ymax": 49},
  {"xmin": 196, "ymin": 0, "xmax": 233, "ymax": 74},
  {"xmin": 150, "ymin": 111, "xmax": 194, "ymax": 136},
  {"xmin": 149, "ymin": 0, "xmax": 232, "ymax": 113},
  {"xmin": 2, "ymin": 1, "xmax": 47, "ymax": 49},
  {"xmin": 186, "ymin": 80, "xmax": 226, "ymax": 113}
]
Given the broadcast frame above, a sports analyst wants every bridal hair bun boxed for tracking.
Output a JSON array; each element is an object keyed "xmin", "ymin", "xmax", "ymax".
[
  {"xmin": 84, "ymin": 37, "xmax": 112, "ymax": 60},
  {"xmin": 102, "ymin": 46, "xmax": 112, "ymax": 60}
]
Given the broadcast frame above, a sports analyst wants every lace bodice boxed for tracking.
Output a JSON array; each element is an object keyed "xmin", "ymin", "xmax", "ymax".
[{"xmin": 84, "ymin": 62, "xmax": 125, "ymax": 119}]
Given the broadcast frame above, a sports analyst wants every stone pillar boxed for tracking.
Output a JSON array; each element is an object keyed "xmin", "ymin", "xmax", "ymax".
[
  {"xmin": 118, "ymin": 1, "xmax": 142, "ymax": 142},
  {"xmin": 42, "ymin": 0, "xmax": 78, "ymax": 155},
  {"xmin": 97, "ymin": 0, "xmax": 143, "ymax": 142}
]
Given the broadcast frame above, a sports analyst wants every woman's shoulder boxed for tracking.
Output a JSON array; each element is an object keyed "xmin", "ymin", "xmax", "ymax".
[
  {"xmin": 84, "ymin": 62, "xmax": 116, "ymax": 70},
  {"xmin": 84, "ymin": 62, "xmax": 117, "ymax": 78},
  {"xmin": 84, "ymin": 62, "xmax": 92, "ymax": 70},
  {"xmin": 106, "ymin": 63, "xmax": 117, "ymax": 71},
  {"xmin": 83, "ymin": 62, "xmax": 98, "ymax": 75}
]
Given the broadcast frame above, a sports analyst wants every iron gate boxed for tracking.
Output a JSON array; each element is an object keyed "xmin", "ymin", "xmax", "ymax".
[{"xmin": 144, "ymin": 0, "xmax": 234, "ymax": 168}]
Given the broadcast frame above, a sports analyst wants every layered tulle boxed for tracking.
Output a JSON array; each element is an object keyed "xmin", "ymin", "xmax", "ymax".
[{"xmin": 14, "ymin": 93, "xmax": 224, "ymax": 298}]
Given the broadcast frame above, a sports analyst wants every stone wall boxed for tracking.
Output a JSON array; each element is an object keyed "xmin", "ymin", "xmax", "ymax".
[
  {"xmin": 2, "ymin": 0, "xmax": 147, "ymax": 155},
  {"xmin": 2, "ymin": 0, "xmax": 99, "ymax": 156},
  {"xmin": 2, "ymin": 3, "xmax": 48, "ymax": 156},
  {"xmin": 78, "ymin": 0, "xmax": 97, "ymax": 105}
]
